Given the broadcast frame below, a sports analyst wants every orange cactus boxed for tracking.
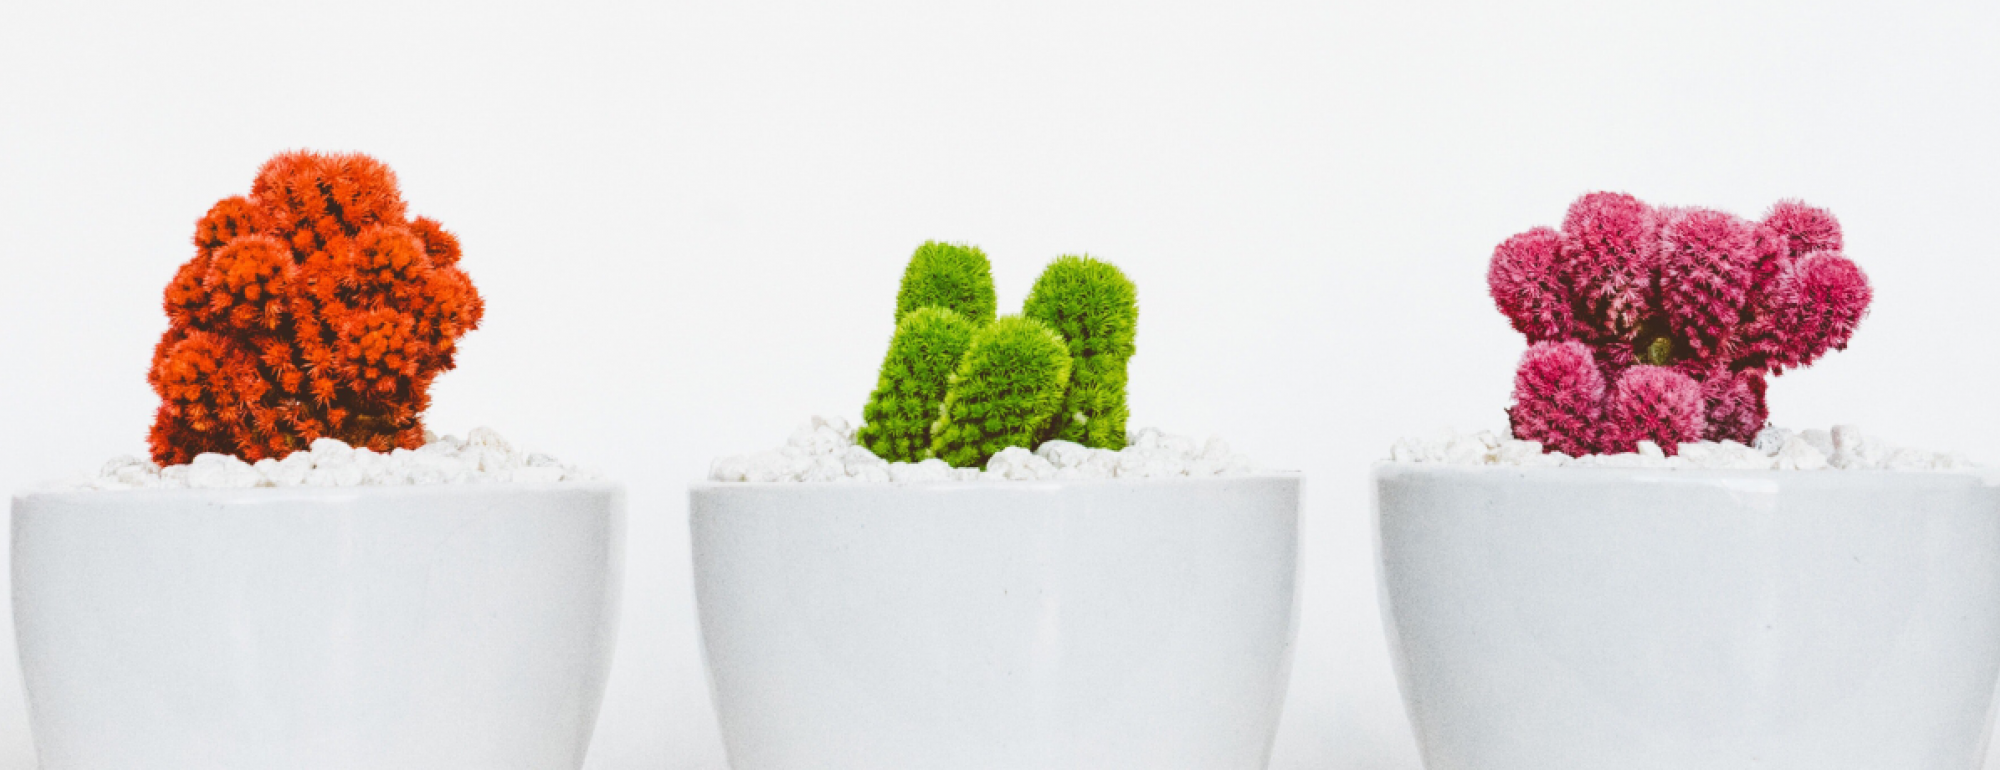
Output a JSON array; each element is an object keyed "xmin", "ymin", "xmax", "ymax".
[{"xmin": 147, "ymin": 151, "xmax": 483, "ymax": 465}]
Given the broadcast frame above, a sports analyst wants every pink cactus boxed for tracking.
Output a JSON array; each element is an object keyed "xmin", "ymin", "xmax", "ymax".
[
  {"xmin": 1560, "ymin": 192, "xmax": 1659, "ymax": 344},
  {"xmin": 1700, "ymin": 368, "xmax": 1768, "ymax": 445},
  {"xmin": 1604, "ymin": 366, "xmax": 1705, "ymax": 454},
  {"xmin": 1492, "ymin": 193, "xmax": 1869, "ymax": 456},
  {"xmin": 1488, "ymin": 227, "xmax": 1573, "ymax": 342},
  {"xmin": 1506, "ymin": 342, "xmax": 1606, "ymax": 457},
  {"xmin": 1753, "ymin": 200, "xmax": 1843, "ymax": 272},
  {"xmin": 1750, "ymin": 252, "xmax": 1871, "ymax": 371},
  {"xmin": 1657, "ymin": 208, "xmax": 1754, "ymax": 364}
]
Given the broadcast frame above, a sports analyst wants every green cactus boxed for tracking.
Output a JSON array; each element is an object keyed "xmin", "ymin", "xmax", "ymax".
[
  {"xmin": 1022, "ymin": 255, "xmax": 1138, "ymax": 449},
  {"xmin": 931, "ymin": 316, "xmax": 1072, "ymax": 468},
  {"xmin": 895, "ymin": 241, "xmax": 998, "ymax": 325},
  {"xmin": 856, "ymin": 307, "xmax": 981, "ymax": 462}
]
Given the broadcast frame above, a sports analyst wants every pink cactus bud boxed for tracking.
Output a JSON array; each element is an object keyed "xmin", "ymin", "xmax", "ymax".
[
  {"xmin": 1507, "ymin": 341, "xmax": 1607, "ymax": 457},
  {"xmin": 1561, "ymin": 192, "xmax": 1659, "ymax": 341},
  {"xmin": 1755, "ymin": 200, "xmax": 1843, "ymax": 261},
  {"xmin": 1657, "ymin": 208, "xmax": 1754, "ymax": 363},
  {"xmin": 1756, "ymin": 251, "xmax": 1871, "ymax": 370},
  {"xmin": 1750, "ymin": 200, "xmax": 1842, "ymax": 289},
  {"xmin": 1700, "ymin": 368, "xmax": 1768, "ymax": 444},
  {"xmin": 1492, "ymin": 194, "xmax": 1867, "ymax": 457},
  {"xmin": 1488, "ymin": 226, "xmax": 1574, "ymax": 342},
  {"xmin": 1605, "ymin": 365, "xmax": 1706, "ymax": 454}
]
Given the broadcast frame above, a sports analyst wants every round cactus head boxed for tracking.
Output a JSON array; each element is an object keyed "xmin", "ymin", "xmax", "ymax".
[
  {"xmin": 1488, "ymin": 226, "xmax": 1574, "ymax": 342},
  {"xmin": 1700, "ymin": 368, "xmax": 1769, "ymax": 445},
  {"xmin": 1022, "ymin": 255, "xmax": 1138, "ymax": 449},
  {"xmin": 895, "ymin": 241, "xmax": 998, "ymax": 325},
  {"xmin": 1490, "ymin": 193, "xmax": 1869, "ymax": 456},
  {"xmin": 1560, "ymin": 191, "xmax": 1660, "ymax": 341},
  {"xmin": 148, "ymin": 150, "xmax": 483, "ymax": 465},
  {"xmin": 1754, "ymin": 200, "xmax": 1844, "ymax": 264},
  {"xmin": 861, "ymin": 243, "xmax": 1141, "ymax": 467},
  {"xmin": 1753, "ymin": 252, "xmax": 1871, "ymax": 371},
  {"xmin": 931, "ymin": 316, "xmax": 1072, "ymax": 468},
  {"xmin": 1604, "ymin": 365, "xmax": 1706, "ymax": 454},
  {"xmin": 1656, "ymin": 207, "xmax": 1755, "ymax": 364},
  {"xmin": 858, "ymin": 307, "xmax": 981, "ymax": 463},
  {"xmin": 1506, "ymin": 341, "xmax": 1607, "ymax": 457}
]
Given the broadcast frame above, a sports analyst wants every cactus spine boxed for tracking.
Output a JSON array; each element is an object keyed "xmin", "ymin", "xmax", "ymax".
[
  {"xmin": 857, "ymin": 307, "xmax": 981, "ymax": 462},
  {"xmin": 1491, "ymin": 192, "xmax": 1871, "ymax": 455},
  {"xmin": 860, "ymin": 242, "xmax": 1000, "ymax": 463},
  {"xmin": 148, "ymin": 150, "xmax": 483, "ymax": 465},
  {"xmin": 1022, "ymin": 255, "xmax": 1137, "ymax": 449},
  {"xmin": 895, "ymin": 241, "xmax": 998, "ymax": 324},
  {"xmin": 858, "ymin": 241, "xmax": 1139, "ymax": 469},
  {"xmin": 930, "ymin": 316, "xmax": 1073, "ymax": 468}
]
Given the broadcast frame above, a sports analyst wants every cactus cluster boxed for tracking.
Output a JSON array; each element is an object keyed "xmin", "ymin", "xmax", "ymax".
[
  {"xmin": 858, "ymin": 242, "xmax": 1138, "ymax": 468},
  {"xmin": 148, "ymin": 150, "xmax": 483, "ymax": 465},
  {"xmin": 1489, "ymin": 192, "xmax": 1870, "ymax": 456}
]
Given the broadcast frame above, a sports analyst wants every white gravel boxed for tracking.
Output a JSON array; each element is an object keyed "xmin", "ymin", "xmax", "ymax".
[
  {"xmin": 1389, "ymin": 425, "xmax": 1975, "ymax": 471},
  {"xmin": 66, "ymin": 428, "xmax": 602, "ymax": 491},
  {"xmin": 708, "ymin": 415, "xmax": 1264, "ymax": 482}
]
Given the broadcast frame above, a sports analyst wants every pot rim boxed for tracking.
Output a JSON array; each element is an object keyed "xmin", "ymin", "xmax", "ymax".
[
  {"xmin": 1372, "ymin": 461, "xmax": 1996, "ymax": 487},
  {"xmin": 12, "ymin": 480, "xmax": 625, "ymax": 507},
  {"xmin": 689, "ymin": 472, "xmax": 1302, "ymax": 493}
]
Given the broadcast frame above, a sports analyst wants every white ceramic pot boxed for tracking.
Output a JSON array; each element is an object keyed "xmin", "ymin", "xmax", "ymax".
[
  {"xmin": 1375, "ymin": 465, "xmax": 2000, "ymax": 770},
  {"xmin": 690, "ymin": 476, "xmax": 1301, "ymax": 770},
  {"xmin": 12, "ymin": 483, "xmax": 626, "ymax": 770}
]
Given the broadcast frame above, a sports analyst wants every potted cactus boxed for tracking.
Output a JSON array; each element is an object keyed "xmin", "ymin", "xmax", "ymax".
[
  {"xmin": 693, "ymin": 242, "xmax": 1300, "ymax": 770},
  {"xmin": 12, "ymin": 151, "xmax": 625, "ymax": 770},
  {"xmin": 1376, "ymin": 193, "xmax": 2000, "ymax": 770}
]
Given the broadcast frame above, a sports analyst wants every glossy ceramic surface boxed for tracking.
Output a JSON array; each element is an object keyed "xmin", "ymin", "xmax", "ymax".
[
  {"xmin": 1376, "ymin": 465, "xmax": 2000, "ymax": 770},
  {"xmin": 690, "ymin": 476, "xmax": 1301, "ymax": 770},
  {"xmin": 12, "ymin": 483, "xmax": 626, "ymax": 770}
]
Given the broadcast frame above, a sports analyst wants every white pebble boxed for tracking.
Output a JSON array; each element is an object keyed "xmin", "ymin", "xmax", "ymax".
[
  {"xmin": 75, "ymin": 428, "xmax": 593, "ymax": 490},
  {"xmin": 465, "ymin": 427, "xmax": 512, "ymax": 452},
  {"xmin": 513, "ymin": 466, "xmax": 567, "ymax": 483},
  {"xmin": 742, "ymin": 450, "xmax": 803, "ymax": 482},
  {"xmin": 187, "ymin": 453, "xmax": 261, "ymax": 489},
  {"xmin": 1676, "ymin": 441, "xmax": 1771, "ymax": 470},
  {"xmin": 888, "ymin": 458, "xmax": 954, "ymax": 483},
  {"xmin": 1772, "ymin": 434, "xmax": 1830, "ymax": 471},
  {"xmin": 708, "ymin": 454, "xmax": 751, "ymax": 483},
  {"xmin": 1752, "ymin": 427, "xmax": 1793, "ymax": 456},
  {"xmin": 707, "ymin": 417, "xmax": 1266, "ymax": 484},
  {"xmin": 1156, "ymin": 434, "xmax": 1200, "ymax": 460},
  {"xmin": 100, "ymin": 455, "xmax": 153, "ymax": 478},
  {"xmin": 1035, "ymin": 440, "xmax": 1094, "ymax": 469},
  {"xmin": 987, "ymin": 447, "xmax": 1056, "ymax": 480},
  {"xmin": 308, "ymin": 438, "xmax": 354, "ymax": 467},
  {"xmin": 847, "ymin": 463, "xmax": 891, "ymax": 483},
  {"xmin": 800, "ymin": 456, "xmax": 846, "ymax": 483},
  {"xmin": 839, "ymin": 445, "xmax": 888, "ymax": 477},
  {"xmin": 1441, "ymin": 433, "xmax": 1489, "ymax": 465},
  {"xmin": 1392, "ymin": 425, "xmax": 1975, "ymax": 472}
]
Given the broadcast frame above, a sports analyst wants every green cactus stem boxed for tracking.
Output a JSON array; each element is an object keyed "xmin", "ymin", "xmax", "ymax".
[
  {"xmin": 895, "ymin": 241, "xmax": 998, "ymax": 325},
  {"xmin": 857, "ymin": 307, "xmax": 981, "ymax": 463},
  {"xmin": 931, "ymin": 316, "xmax": 1072, "ymax": 468},
  {"xmin": 1636, "ymin": 334, "xmax": 1675, "ymax": 366},
  {"xmin": 1022, "ymin": 255, "xmax": 1138, "ymax": 449}
]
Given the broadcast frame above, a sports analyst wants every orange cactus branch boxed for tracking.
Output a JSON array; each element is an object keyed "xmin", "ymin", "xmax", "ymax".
[{"xmin": 147, "ymin": 150, "xmax": 482, "ymax": 465}]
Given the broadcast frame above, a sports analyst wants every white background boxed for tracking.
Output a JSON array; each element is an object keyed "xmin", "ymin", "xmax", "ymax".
[{"xmin": 2, "ymin": 0, "xmax": 1998, "ymax": 767}]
